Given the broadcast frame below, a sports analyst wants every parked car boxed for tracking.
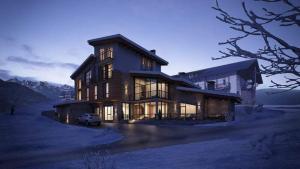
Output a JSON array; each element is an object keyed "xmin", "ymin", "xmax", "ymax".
[{"xmin": 77, "ymin": 113, "xmax": 101, "ymax": 126}]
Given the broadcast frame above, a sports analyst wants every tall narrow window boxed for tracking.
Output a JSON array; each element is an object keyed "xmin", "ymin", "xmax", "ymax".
[
  {"xmin": 100, "ymin": 48, "xmax": 105, "ymax": 61},
  {"xmin": 86, "ymin": 88, "xmax": 89, "ymax": 101},
  {"xmin": 78, "ymin": 91, "xmax": 82, "ymax": 100},
  {"xmin": 108, "ymin": 64, "xmax": 113, "ymax": 78},
  {"xmin": 86, "ymin": 70, "xmax": 92, "ymax": 85},
  {"xmin": 107, "ymin": 47, "xmax": 113, "ymax": 58},
  {"xmin": 103, "ymin": 64, "xmax": 113, "ymax": 79},
  {"xmin": 122, "ymin": 103, "xmax": 129, "ymax": 120},
  {"xmin": 78, "ymin": 79, "xmax": 82, "ymax": 89},
  {"xmin": 105, "ymin": 83, "xmax": 109, "ymax": 98},
  {"xmin": 94, "ymin": 85, "xmax": 98, "ymax": 100},
  {"xmin": 124, "ymin": 83, "xmax": 128, "ymax": 97},
  {"xmin": 102, "ymin": 66, "xmax": 106, "ymax": 80},
  {"xmin": 77, "ymin": 79, "xmax": 82, "ymax": 101}
]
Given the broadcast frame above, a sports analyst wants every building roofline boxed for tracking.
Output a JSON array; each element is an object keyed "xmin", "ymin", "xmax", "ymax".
[
  {"xmin": 176, "ymin": 86, "xmax": 241, "ymax": 102},
  {"xmin": 129, "ymin": 71, "xmax": 197, "ymax": 87},
  {"xmin": 70, "ymin": 54, "xmax": 95, "ymax": 79},
  {"xmin": 174, "ymin": 59, "xmax": 263, "ymax": 84},
  {"xmin": 87, "ymin": 34, "xmax": 168, "ymax": 65}
]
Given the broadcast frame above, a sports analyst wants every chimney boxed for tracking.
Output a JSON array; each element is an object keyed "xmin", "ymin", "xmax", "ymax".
[
  {"xmin": 207, "ymin": 81, "xmax": 215, "ymax": 90},
  {"xmin": 150, "ymin": 49, "xmax": 156, "ymax": 54}
]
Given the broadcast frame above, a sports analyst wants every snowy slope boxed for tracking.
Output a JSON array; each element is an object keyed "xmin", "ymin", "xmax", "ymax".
[{"xmin": 0, "ymin": 101, "xmax": 122, "ymax": 169}]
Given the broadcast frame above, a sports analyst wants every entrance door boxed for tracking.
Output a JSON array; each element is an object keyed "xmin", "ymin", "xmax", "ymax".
[{"xmin": 104, "ymin": 106, "xmax": 114, "ymax": 121}]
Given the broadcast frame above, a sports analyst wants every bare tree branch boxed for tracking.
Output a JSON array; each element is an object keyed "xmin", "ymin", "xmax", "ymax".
[{"xmin": 213, "ymin": 0, "xmax": 300, "ymax": 90}]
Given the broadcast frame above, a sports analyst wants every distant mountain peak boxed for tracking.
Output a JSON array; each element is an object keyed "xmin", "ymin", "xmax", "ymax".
[{"xmin": 6, "ymin": 77, "xmax": 74, "ymax": 101}]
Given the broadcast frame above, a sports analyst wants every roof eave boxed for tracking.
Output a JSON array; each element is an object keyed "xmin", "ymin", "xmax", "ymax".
[{"xmin": 88, "ymin": 34, "xmax": 168, "ymax": 65}]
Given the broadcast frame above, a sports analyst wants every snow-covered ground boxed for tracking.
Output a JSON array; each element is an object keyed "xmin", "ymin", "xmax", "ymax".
[
  {"xmin": 29, "ymin": 106, "xmax": 300, "ymax": 169},
  {"xmin": 0, "ymin": 101, "xmax": 122, "ymax": 168}
]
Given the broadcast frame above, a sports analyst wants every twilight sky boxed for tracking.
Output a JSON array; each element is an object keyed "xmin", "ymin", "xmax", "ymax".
[{"xmin": 0, "ymin": 0, "xmax": 299, "ymax": 87}]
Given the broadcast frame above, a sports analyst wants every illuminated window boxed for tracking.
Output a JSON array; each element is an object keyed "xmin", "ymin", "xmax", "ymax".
[
  {"xmin": 100, "ymin": 47, "xmax": 113, "ymax": 61},
  {"xmin": 77, "ymin": 79, "xmax": 82, "ymax": 89},
  {"xmin": 100, "ymin": 48, "xmax": 105, "ymax": 61},
  {"xmin": 103, "ymin": 64, "xmax": 113, "ymax": 79},
  {"xmin": 122, "ymin": 103, "xmax": 129, "ymax": 120},
  {"xmin": 86, "ymin": 88, "xmax": 89, "ymax": 101},
  {"xmin": 197, "ymin": 101, "xmax": 201, "ymax": 113},
  {"xmin": 108, "ymin": 64, "xmax": 112, "ymax": 78},
  {"xmin": 77, "ymin": 79, "xmax": 82, "ymax": 101},
  {"xmin": 86, "ymin": 70, "xmax": 92, "ymax": 85},
  {"xmin": 141, "ymin": 57, "xmax": 153, "ymax": 70},
  {"xmin": 104, "ymin": 106, "xmax": 113, "ymax": 120},
  {"xmin": 158, "ymin": 82, "xmax": 168, "ymax": 99},
  {"xmin": 158, "ymin": 102, "xmax": 168, "ymax": 118},
  {"xmin": 78, "ymin": 90, "xmax": 81, "ymax": 100},
  {"xmin": 180, "ymin": 103, "xmax": 196, "ymax": 118},
  {"xmin": 124, "ymin": 83, "xmax": 128, "ymax": 96},
  {"xmin": 107, "ymin": 47, "xmax": 113, "ymax": 59},
  {"xmin": 105, "ymin": 83, "xmax": 109, "ymax": 98},
  {"xmin": 94, "ymin": 85, "xmax": 98, "ymax": 100}
]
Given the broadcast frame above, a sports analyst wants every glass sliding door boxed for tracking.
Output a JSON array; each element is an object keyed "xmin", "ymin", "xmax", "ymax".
[
  {"xmin": 145, "ymin": 102, "xmax": 156, "ymax": 119},
  {"xmin": 158, "ymin": 101, "xmax": 168, "ymax": 118},
  {"xmin": 104, "ymin": 106, "xmax": 114, "ymax": 121}
]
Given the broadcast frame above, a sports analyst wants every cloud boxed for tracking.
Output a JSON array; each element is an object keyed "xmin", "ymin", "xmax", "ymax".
[
  {"xmin": 21, "ymin": 44, "xmax": 40, "ymax": 58},
  {"xmin": 0, "ymin": 69, "xmax": 36, "ymax": 81},
  {"xmin": 6, "ymin": 56, "xmax": 79, "ymax": 70}
]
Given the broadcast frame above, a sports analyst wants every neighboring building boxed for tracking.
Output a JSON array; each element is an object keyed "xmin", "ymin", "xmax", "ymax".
[
  {"xmin": 173, "ymin": 60, "xmax": 263, "ymax": 105},
  {"xmin": 54, "ymin": 34, "xmax": 240, "ymax": 122}
]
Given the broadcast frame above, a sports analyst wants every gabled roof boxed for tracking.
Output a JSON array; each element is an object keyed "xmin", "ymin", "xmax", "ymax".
[
  {"xmin": 130, "ymin": 71, "xmax": 197, "ymax": 88},
  {"xmin": 70, "ymin": 54, "xmax": 95, "ymax": 79},
  {"xmin": 174, "ymin": 59, "xmax": 263, "ymax": 84},
  {"xmin": 176, "ymin": 86, "xmax": 241, "ymax": 102},
  {"xmin": 88, "ymin": 34, "xmax": 168, "ymax": 65}
]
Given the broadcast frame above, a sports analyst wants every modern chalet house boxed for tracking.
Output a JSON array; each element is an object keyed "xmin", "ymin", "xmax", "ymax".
[
  {"xmin": 54, "ymin": 34, "xmax": 240, "ymax": 122},
  {"xmin": 174, "ymin": 60, "xmax": 263, "ymax": 105}
]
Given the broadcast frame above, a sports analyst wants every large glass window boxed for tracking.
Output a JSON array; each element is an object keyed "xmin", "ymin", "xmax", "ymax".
[
  {"xmin": 180, "ymin": 103, "xmax": 196, "ymax": 118},
  {"xmin": 122, "ymin": 103, "xmax": 129, "ymax": 120},
  {"xmin": 141, "ymin": 57, "xmax": 154, "ymax": 70},
  {"xmin": 145, "ymin": 102, "xmax": 156, "ymax": 119},
  {"xmin": 158, "ymin": 102, "xmax": 168, "ymax": 118},
  {"xmin": 99, "ymin": 47, "xmax": 113, "ymax": 61},
  {"xmin": 134, "ymin": 78, "xmax": 167, "ymax": 100},
  {"xmin": 158, "ymin": 82, "xmax": 168, "ymax": 99},
  {"xmin": 133, "ymin": 103, "xmax": 145, "ymax": 120}
]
